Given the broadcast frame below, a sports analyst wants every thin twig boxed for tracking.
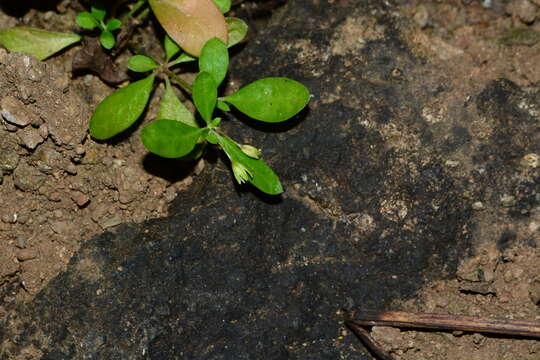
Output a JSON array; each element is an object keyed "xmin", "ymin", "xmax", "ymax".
[
  {"xmin": 347, "ymin": 309, "xmax": 540, "ymax": 338},
  {"xmin": 345, "ymin": 320, "xmax": 396, "ymax": 360}
]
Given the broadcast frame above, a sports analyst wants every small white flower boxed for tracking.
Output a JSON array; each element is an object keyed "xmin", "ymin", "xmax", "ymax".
[
  {"xmin": 231, "ymin": 161, "xmax": 252, "ymax": 184},
  {"xmin": 239, "ymin": 144, "xmax": 262, "ymax": 159}
]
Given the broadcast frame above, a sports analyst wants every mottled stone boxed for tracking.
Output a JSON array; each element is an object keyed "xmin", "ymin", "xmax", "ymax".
[
  {"xmin": 17, "ymin": 127, "xmax": 45, "ymax": 150},
  {"xmin": 1, "ymin": 96, "xmax": 35, "ymax": 127}
]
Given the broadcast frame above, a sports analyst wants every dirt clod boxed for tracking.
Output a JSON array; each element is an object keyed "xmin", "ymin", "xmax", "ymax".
[{"xmin": 506, "ymin": 0, "xmax": 538, "ymax": 23}]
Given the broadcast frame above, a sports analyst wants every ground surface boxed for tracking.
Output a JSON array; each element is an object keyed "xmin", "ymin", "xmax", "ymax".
[{"xmin": 0, "ymin": 0, "xmax": 539, "ymax": 359}]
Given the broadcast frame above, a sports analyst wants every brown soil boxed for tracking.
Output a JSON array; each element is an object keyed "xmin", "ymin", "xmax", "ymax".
[
  {"xmin": 349, "ymin": 0, "xmax": 540, "ymax": 358},
  {"xmin": 0, "ymin": 0, "xmax": 539, "ymax": 359},
  {"xmin": 0, "ymin": 3, "xmax": 200, "ymax": 300}
]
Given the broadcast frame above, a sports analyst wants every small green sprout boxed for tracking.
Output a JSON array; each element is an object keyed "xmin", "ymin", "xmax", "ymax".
[
  {"xmin": 76, "ymin": 6, "xmax": 122, "ymax": 49},
  {"xmin": 89, "ymin": 36, "xmax": 310, "ymax": 195}
]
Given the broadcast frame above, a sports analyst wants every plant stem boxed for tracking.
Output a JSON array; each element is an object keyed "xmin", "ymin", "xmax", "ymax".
[
  {"xmin": 168, "ymin": 72, "xmax": 193, "ymax": 93},
  {"xmin": 125, "ymin": 0, "xmax": 147, "ymax": 19},
  {"xmin": 135, "ymin": 8, "xmax": 150, "ymax": 21}
]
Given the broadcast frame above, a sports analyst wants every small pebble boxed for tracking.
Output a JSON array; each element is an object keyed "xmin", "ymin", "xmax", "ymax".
[
  {"xmin": 15, "ymin": 236, "xmax": 27, "ymax": 249},
  {"xmin": 0, "ymin": 149, "xmax": 20, "ymax": 172},
  {"xmin": 414, "ymin": 4, "xmax": 429, "ymax": 28},
  {"xmin": 74, "ymin": 145, "xmax": 86, "ymax": 156},
  {"xmin": 16, "ymin": 248, "xmax": 37, "ymax": 261},
  {"xmin": 521, "ymin": 153, "xmax": 539, "ymax": 168},
  {"xmin": 64, "ymin": 164, "xmax": 78, "ymax": 175},
  {"xmin": 500, "ymin": 194, "xmax": 516, "ymax": 207},
  {"xmin": 71, "ymin": 191, "xmax": 90, "ymax": 207},
  {"xmin": 46, "ymin": 191, "xmax": 62, "ymax": 202},
  {"xmin": 1, "ymin": 96, "xmax": 32, "ymax": 127},
  {"xmin": 472, "ymin": 201, "xmax": 484, "ymax": 210},
  {"xmin": 17, "ymin": 127, "xmax": 45, "ymax": 150},
  {"xmin": 100, "ymin": 215, "xmax": 123, "ymax": 229}
]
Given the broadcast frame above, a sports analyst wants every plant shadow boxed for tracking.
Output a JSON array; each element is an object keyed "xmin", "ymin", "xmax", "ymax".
[{"xmin": 227, "ymin": 105, "xmax": 311, "ymax": 134}]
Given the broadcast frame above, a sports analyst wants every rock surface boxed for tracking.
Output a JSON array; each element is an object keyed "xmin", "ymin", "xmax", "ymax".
[{"xmin": 2, "ymin": 0, "xmax": 540, "ymax": 359}]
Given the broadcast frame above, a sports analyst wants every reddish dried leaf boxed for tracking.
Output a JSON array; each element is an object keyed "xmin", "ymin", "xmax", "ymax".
[{"xmin": 149, "ymin": 0, "xmax": 227, "ymax": 57}]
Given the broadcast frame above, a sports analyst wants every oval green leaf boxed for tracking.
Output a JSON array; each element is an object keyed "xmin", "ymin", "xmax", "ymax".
[
  {"xmin": 226, "ymin": 17, "xmax": 248, "ymax": 47},
  {"xmin": 223, "ymin": 77, "xmax": 310, "ymax": 123},
  {"xmin": 128, "ymin": 55, "xmax": 159, "ymax": 72},
  {"xmin": 193, "ymin": 71, "xmax": 217, "ymax": 123},
  {"xmin": 141, "ymin": 119, "xmax": 204, "ymax": 158},
  {"xmin": 0, "ymin": 27, "xmax": 81, "ymax": 61},
  {"xmin": 157, "ymin": 78, "xmax": 197, "ymax": 126},
  {"xmin": 218, "ymin": 135, "xmax": 283, "ymax": 195},
  {"xmin": 148, "ymin": 0, "xmax": 228, "ymax": 57},
  {"xmin": 91, "ymin": 7, "xmax": 106, "ymax": 21},
  {"xmin": 100, "ymin": 30, "xmax": 115, "ymax": 49},
  {"xmin": 76, "ymin": 12, "xmax": 98, "ymax": 30},
  {"xmin": 106, "ymin": 19, "xmax": 122, "ymax": 31},
  {"xmin": 90, "ymin": 74, "xmax": 155, "ymax": 140},
  {"xmin": 199, "ymin": 37, "xmax": 229, "ymax": 85}
]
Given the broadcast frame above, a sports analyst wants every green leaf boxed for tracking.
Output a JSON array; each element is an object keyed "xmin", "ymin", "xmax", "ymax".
[
  {"xmin": 223, "ymin": 77, "xmax": 310, "ymax": 123},
  {"xmin": 157, "ymin": 78, "xmax": 197, "ymax": 127},
  {"xmin": 91, "ymin": 7, "xmax": 106, "ymax": 21},
  {"xmin": 148, "ymin": 0, "xmax": 228, "ymax": 56},
  {"xmin": 205, "ymin": 131, "xmax": 219, "ymax": 144},
  {"xmin": 76, "ymin": 12, "xmax": 99, "ymax": 29},
  {"xmin": 164, "ymin": 34, "xmax": 181, "ymax": 62},
  {"xmin": 199, "ymin": 38, "xmax": 229, "ymax": 86},
  {"xmin": 226, "ymin": 17, "xmax": 248, "ymax": 47},
  {"xmin": 106, "ymin": 19, "xmax": 122, "ymax": 31},
  {"xmin": 218, "ymin": 135, "xmax": 283, "ymax": 194},
  {"xmin": 193, "ymin": 71, "xmax": 217, "ymax": 123},
  {"xmin": 90, "ymin": 74, "xmax": 155, "ymax": 140},
  {"xmin": 216, "ymin": 100, "xmax": 230, "ymax": 111},
  {"xmin": 100, "ymin": 30, "xmax": 115, "ymax": 49},
  {"xmin": 168, "ymin": 52, "xmax": 196, "ymax": 67},
  {"xmin": 212, "ymin": 0, "xmax": 231, "ymax": 13},
  {"xmin": 0, "ymin": 27, "xmax": 81, "ymax": 61},
  {"xmin": 127, "ymin": 55, "xmax": 159, "ymax": 72},
  {"xmin": 209, "ymin": 117, "xmax": 221, "ymax": 127},
  {"xmin": 141, "ymin": 119, "xmax": 204, "ymax": 158}
]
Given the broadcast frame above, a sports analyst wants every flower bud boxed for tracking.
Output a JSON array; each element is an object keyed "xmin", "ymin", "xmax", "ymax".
[
  {"xmin": 231, "ymin": 161, "xmax": 252, "ymax": 184},
  {"xmin": 239, "ymin": 144, "xmax": 262, "ymax": 159}
]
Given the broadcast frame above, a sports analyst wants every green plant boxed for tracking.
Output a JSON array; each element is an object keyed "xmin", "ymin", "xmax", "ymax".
[
  {"xmin": 75, "ymin": 6, "xmax": 122, "ymax": 49},
  {"xmin": 0, "ymin": 0, "xmax": 310, "ymax": 195}
]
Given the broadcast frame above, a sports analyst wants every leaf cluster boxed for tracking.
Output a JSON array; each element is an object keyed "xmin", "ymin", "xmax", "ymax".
[
  {"xmin": 76, "ymin": 6, "xmax": 122, "ymax": 49},
  {"xmin": 90, "ymin": 37, "xmax": 310, "ymax": 194},
  {"xmin": 0, "ymin": 0, "xmax": 311, "ymax": 195}
]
